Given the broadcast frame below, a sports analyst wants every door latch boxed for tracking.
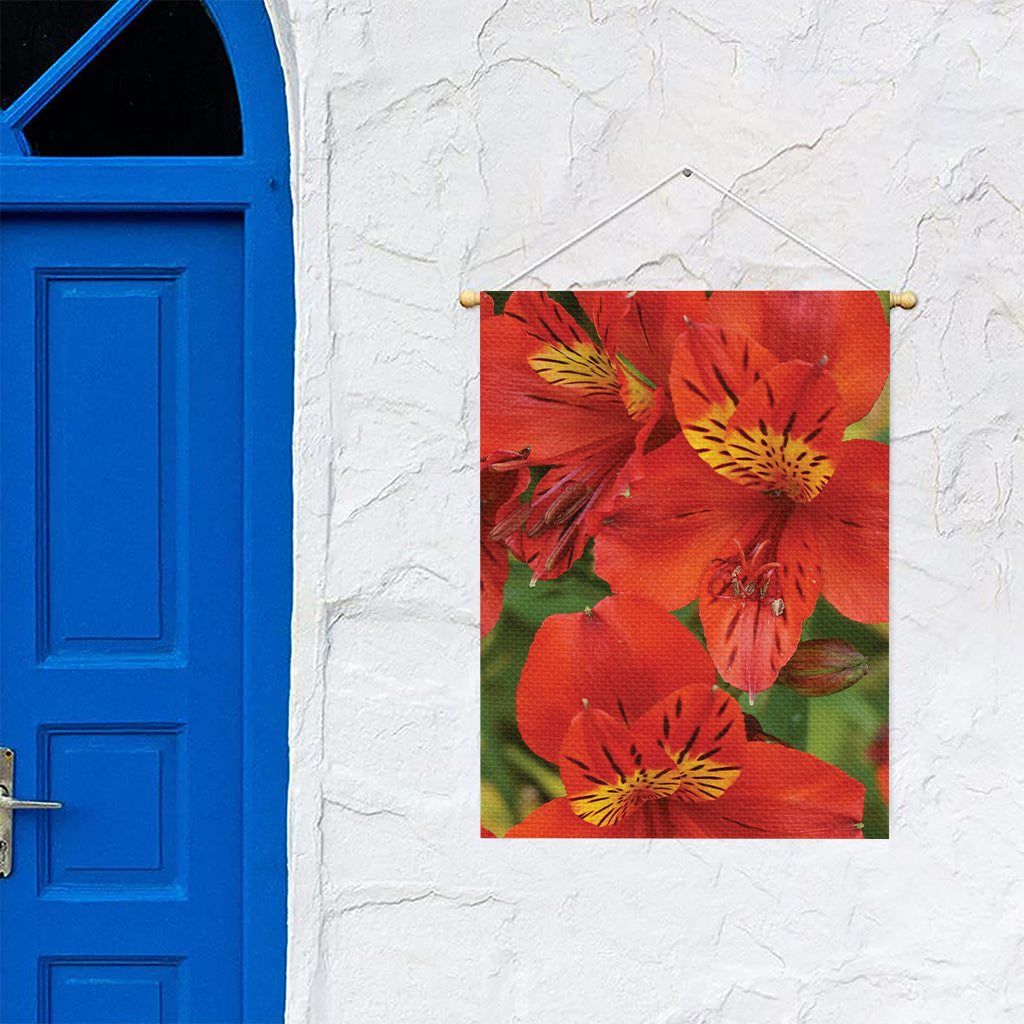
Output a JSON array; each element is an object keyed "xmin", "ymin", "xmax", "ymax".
[{"xmin": 0, "ymin": 748, "xmax": 62, "ymax": 878}]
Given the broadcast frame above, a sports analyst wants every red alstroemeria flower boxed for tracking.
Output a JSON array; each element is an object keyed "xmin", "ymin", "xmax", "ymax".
[
  {"xmin": 595, "ymin": 292, "xmax": 889, "ymax": 699},
  {"xmin": 480, "ymin": 448, "xmax": 531, "ymax": 636},
  {"xmin": 505, "ymin": 595, "xmax": 864, "ymax": 838},
  {"xmin": 481, "ymin": 291, "xmax": 710, "ymax": 582}
]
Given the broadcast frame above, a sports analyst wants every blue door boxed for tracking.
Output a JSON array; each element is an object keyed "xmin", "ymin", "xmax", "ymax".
[
  {"xmin": 0, "ymin": 4, "xmax": 292, "ymax": 1022},
  {"xmin": 2, "ymin": 213, "xmax": 245, "ymax": 1021}
]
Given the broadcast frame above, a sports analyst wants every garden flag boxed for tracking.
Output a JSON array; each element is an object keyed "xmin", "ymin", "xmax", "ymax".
[{"xmin": 481, "ymin": 291, "xmax": 890, "ymax": 838}]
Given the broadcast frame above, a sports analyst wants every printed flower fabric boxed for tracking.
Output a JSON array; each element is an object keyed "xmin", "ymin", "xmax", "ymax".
[{"xmin": 481, "ymin": 291, "xmax": 890, "ymax": 839}]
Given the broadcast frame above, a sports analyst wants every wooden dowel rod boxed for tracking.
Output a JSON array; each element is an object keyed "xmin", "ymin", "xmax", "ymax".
[{"xmin": 459, "ymin": 289, "xmax": 918, "ymax": 309}]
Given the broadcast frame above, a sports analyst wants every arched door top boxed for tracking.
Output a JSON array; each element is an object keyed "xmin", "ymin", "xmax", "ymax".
[
  {"xmin": 0, "ymin": 0, "xmax": 288, "ymax": 202},
  {"xmin": 5, "ymin": 1, "xmax": 242, "ymax": 157}
]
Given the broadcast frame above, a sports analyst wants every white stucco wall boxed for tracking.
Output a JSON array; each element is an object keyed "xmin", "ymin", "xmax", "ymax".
[{"xmin": 266, "ymin": 1, "xmax": 1024, "ymax": 1020}]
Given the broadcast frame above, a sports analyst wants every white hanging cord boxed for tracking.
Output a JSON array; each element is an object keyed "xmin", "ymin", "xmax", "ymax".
[
  {"xmin": 680, "ymin": 166, "xmax": 877, "ymax": 290},
  {"xmin": 458, "ymin": 163, "xmax": 917, "ymax": 308},
  {"xmin": 497, "ymin": 165, "xmax": 692, "ymax": 290}
]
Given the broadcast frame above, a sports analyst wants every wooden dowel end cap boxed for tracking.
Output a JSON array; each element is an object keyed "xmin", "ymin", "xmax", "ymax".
[
  {"xmin": 459, "ymin": 289, "xmax": 481, "ymax": 308},
  {"xmin": 890, "ymin": 290, "xmax": 918, "ymax": 310}
]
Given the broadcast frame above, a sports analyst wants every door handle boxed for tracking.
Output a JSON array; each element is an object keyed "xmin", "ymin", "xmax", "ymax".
[
  {"xmin": 0, "ymin": 793, "xmax": 63, "ymax": 811},
  {"xmin": 0, "ymin": 747, "xmax": 63, "ymax": 878}
]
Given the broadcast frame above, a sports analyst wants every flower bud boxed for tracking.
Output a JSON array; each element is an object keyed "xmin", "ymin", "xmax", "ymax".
[{"xmin": 776, "ymin": 639, "xmax": 868, "ymax": 697}]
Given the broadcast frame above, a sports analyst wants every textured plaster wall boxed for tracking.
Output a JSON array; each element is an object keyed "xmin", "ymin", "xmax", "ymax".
[{"xmin": 266, "ymin": 1, "xmax": 1024, "ymax": 1020}]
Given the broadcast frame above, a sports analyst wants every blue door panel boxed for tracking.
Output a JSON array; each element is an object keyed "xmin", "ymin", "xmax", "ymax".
[
  {"xmin": 1, "ymin": 213, "xmax": 244, "ymax": 1023},
  {"xmin": 42, "ymin": 958, "xmax": 183, "ymax": 1024},
  {"xmin": 45, "ymin": 275, "xmax": 177, "ymax": 654},
  {"xmin": 41, "ymin": 727, "xmax": 184, "ymax": 897}
]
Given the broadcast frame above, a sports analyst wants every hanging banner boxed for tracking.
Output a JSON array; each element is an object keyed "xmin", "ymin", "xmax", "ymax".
[{"xmin": 481, "ymin": 291, "xmax": 890, "ymax": 838}]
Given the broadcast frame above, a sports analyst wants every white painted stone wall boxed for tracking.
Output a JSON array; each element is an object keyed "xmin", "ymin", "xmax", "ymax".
[{"xmin": 267, "ymin": 0, "xmax": 1024, "ymax": 1019}]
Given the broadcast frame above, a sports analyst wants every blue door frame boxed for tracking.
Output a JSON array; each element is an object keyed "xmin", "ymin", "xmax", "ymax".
[{"xmin": 0, "ymin": 3, "xmax": 293, "ymax": 1020}]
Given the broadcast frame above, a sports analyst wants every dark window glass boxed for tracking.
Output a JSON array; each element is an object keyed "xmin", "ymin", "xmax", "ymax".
[
  {"xmin": 1, "ymin": 1, "xmax": 116, "ymax": 110},
  {"xmin": 23, "ymin": 0, "xmax": 242, "ymax": 156}
]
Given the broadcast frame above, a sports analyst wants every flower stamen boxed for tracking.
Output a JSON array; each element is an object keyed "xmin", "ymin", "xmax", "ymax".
[
  {"xmin": 488, "ymin": 503, "xmax": 531, "ymax": 541},
  {"xmin": 543, "ymin": 525, "xmax": 579, "ymax": 573},
  {"xmin": 714, "ymin": 533, "xmax": 787, "ymax": 609},
  {"xmin": 486, "ymin": 446, "xmax": 531, "ymax": 471},
  {"xmin": 543, "ymin": 481, "xmax": 594, "ymax": 526}
]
